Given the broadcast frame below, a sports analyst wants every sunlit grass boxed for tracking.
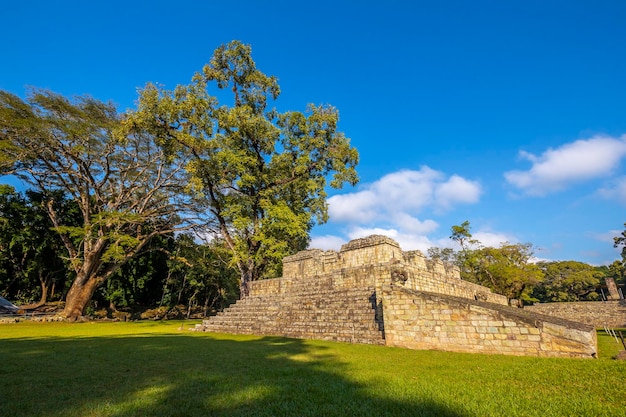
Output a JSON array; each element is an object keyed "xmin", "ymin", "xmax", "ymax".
[
  {"xmin": 597, "ymin": 328, "xmax": 625, "ymax": 359},
  {"xmin": 1, "ymin": 321, "xmax": 624, "ymax": 416}
]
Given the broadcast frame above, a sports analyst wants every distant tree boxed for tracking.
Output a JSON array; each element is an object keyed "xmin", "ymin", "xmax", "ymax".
[
  {"xmin": 439, "ymin": 222, "xmax": 543, "ymax": 304},
  {"xmin": 532, "ymin": 261, "xmax": 601, "ymax": 302},
  {"xmin": 448, "ymin": 220, "xmax": 481, "ymax": 280},
  {"xmin": 470, "ymin": 243, "xmax": 543, "ymax": 303},
  {"xmin": 612, "ymin": 224, "xmax": 626, "ymax": 288},
  {"xmin": 450, "ymin": 220, "xmax": 479, "ymax": 253},
  {"xmin": 163, "ymin": 234, "xmax": 238, "ymax": 317},
  {"xmin": 0, "ymin": 89, "xmax": 197, "ymax": 318},
  {"xmin": 604, "ymin": 260, "xmax": 625, "ymax": 287},
  {"xmin": 426, "ymin": 246, "xmax": 457, "ymax": 273},
  {"xmin": 0, "ymin": 186, "xmax": 75, "ymax": 305},
  {"xmin": 128, "ymin": 41, "xmax": 359, "ymax": 297}
]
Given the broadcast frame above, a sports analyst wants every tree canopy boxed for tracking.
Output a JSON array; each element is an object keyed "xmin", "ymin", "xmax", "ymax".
[
  {"xmin": 443, "ymin": 221, "xmax": 543, "ymax": 304},
  {"xmin": 532, "ymin": 261, "xmax": 602, "ymax": 302},
  {"xmin": 128, "ymin": 40, "xmax": 359, "ymax": 295},
  {"xmin": 0, "ymin": 40, "xmax": 358, "ymax": 316},
  {"xmin": 429, "ymin": 221, "xmax": 621, "ymax": 305},
  {"xmin": 0, "ymin": 88, "xmax": 197, "ymax": 318}
]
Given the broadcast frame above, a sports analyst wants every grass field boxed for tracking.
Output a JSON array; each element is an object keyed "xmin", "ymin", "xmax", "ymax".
[{"xmin": 1, "ymin": 320, "xmax": 625, "ymax": 417}]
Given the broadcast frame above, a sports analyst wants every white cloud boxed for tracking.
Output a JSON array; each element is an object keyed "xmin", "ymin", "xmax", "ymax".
[
  {"xmin": 393, "ymin": 212, "xmax": 439, "ymax": 234},
  {"xmin": 326, "ymin": 190, "xmax": 379, "ymax": 223},
  {"xmin": 347, "ymin": 226, "xmax": 400, "ymax": 240},
  {"xmin": 328, "ymin": 167, "xmax": 482, "ymax": 224},
  {"xmin": 309, "ymin": 227, "xmax": 520, "ymax": 255},
  {"xmin": 504, "ymin": 135, "xmax": 626, "ymax": 196},
  {"xmin": 347, "ymin": 226, "xmax": 436, "ymax": 252},
  {"xmin": 308, "ymin": 235, "xmax": 347, "ymax": 250},
  {"xmin": 312, "ymin": 167, "xmax": 483, "ymax": 253},
  {"xmin": 435, "ymin": 174, "xmax": 482, "ymax": 209}
]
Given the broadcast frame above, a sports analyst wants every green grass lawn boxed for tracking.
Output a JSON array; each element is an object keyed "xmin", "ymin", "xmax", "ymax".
[{"xmin": 1, "ymin": 321, "xmax": 624, "ymax": 417}]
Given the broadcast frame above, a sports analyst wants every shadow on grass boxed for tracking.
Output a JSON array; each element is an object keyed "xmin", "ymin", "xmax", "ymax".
[{"xmin": 1, "ymin": 332, "xmax": 467, "ymax": 417}]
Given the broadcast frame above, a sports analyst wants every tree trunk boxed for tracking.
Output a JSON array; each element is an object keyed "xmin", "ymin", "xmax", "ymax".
[
  {"xmin": 240, "ymin": 277, "xmax": 249, "ymax": 298},
  {"xmin": 63, "ymin": 276, "xmax": 101, "ymax": 319},
  {"xmin": 203, "ymin": 290, "xmax": 211, "ymax": 317},
  {"xmin": 20, "ymin": 272, "xmax": 50, "ymax": 310},
  {"xmin": 239, "ymin": 258, "xmax": 257, "ymax": 298},
  {"xmin": 240, "ymin": 268, "xmax": 254, "ymax": 298}
]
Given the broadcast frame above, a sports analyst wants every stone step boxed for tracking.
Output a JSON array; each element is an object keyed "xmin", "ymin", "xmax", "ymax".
[
  {"xmin": 212, "ymin": 308, "xmax": 377, "ymax": 317},
  {"xmin": 229, "ymin": 295, "xmax": 377, "ymax": 308},
  {"xmin": 208, "ymin": 311, "xmax": 380, "ymax": 323},
  {"xmin": 198, "ymin": 323, "xmax": 384, "ymax": 339},
  {"xmin": 201, "ymin": 322, "xmax": 382, "ymax": 333},
  {"xmin": 227, "ymin": 292, "xmax": 378, "ymax": 305},
  {"xmin": 197, "ymin": 323, "xmax": 385, "ymax": 344},
  {"xmin": 192, "ymin": 285, "xmax": 384, "ymax": 345},
  {"xmin": 198, "ymin": 317, "xmax": 382, "ymax": 329},
  {"xmin": 219, "ymin": 304, "xmax": 378, "ymax": 313},
  {"xmin": 244, "ymin": 286, "xmax": 377, "ymax": 298},
  {"xmin": 204, "ymin": 314, "xmax": 381, "ymax": 326},
  {"xmin": 203, "ymin": 319, "xmax": 381, "ymax": 332}
]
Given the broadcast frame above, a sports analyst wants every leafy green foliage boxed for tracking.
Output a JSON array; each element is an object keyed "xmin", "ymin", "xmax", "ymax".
[
  {"xmin": 432, "ymin": 221, "xmax": 618, "ymax": 304},
  {"xmin": 129, "ymin": 41, "xmax": 359, "ymax": 295},
  {"xmin": 0, "ymin": 187, "xmax": 76, "ymax": 304},
  {"xmin": 611, "ymin": 223, "xmax": 626, "ymax": 288},
  {"xmin": 95, "ymin": 235, "xmax": 171, "ymax": 310},
  {"xmin": 533, "ymin": 261, "xmax": 602, "ymax": 302},
  {"xmin": 440, "ymin": 222, "xmax": 542, "ymax": 303},
  {"xmin": 163, "ymin": 234, "xmax": 239, "ymax": 315},
  {"xmin": 613, "ymin": 222, "xmax": 626, "ymax": 261},
  {"xmin": 469, "ymin": 243, "xmax": 543, "ymax": 303},
  {"xmin": 0, "ymin": 88, "xmax": 196, "ymax": 317},
  {"xmin": 603, "ymin": 260, "xmax": 625, "ymax": 287}
]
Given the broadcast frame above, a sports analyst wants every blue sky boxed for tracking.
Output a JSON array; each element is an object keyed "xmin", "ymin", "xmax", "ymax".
[{"xmin": 2, "ymin": 1, "xmax": 626, "ymax": 265}]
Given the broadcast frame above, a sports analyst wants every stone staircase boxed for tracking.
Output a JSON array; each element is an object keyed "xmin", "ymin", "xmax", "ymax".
[
  {"xmin": 191, "ymin": 235, "xmax": 599, "ymax": 358},
  {"xmin": 193, "ymin": 286, "xmax": 385, "ymax": 345}
]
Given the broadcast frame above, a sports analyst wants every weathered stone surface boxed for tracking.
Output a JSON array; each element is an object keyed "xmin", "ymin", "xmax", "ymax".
[
  {"xmin": 194, "ymin": 235, "xmax": 598, "ymax": 358},
  {"xmin": 381, "ymin": 285, "xmax": 596, "ymax": 358},
  {"xmin": 525, "ymin": 300, "xmax": 626, "ymax": 328}
]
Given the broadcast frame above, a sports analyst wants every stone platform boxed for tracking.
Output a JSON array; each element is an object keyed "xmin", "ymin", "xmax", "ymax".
[{"xmin": 194, "ymin": 235, "xmax": 597, "ymax": 358}]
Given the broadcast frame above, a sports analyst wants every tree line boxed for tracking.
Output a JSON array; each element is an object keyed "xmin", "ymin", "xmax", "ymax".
[
  {"xmin": 0, "ymin": 41, "xmax": 358, "ymax": 318},
  {"xmin": 0, "ymin": 185, "xmax": 240, "ymax": 316},
  {"xmin": 428, "ymin": 221, "xmax": 626, "ymax": 305}
]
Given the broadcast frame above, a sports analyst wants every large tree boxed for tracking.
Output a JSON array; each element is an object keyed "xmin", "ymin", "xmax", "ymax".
[
  {"xmin": 0, "ymin": 89, "xmax": 196, "ymax": 318},
  {"xmin": 129, "ymin": 41, "xmax": 359, "ymax": 296}
]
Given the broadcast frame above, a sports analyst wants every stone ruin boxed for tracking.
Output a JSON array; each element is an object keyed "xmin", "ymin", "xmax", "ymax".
[{"xmin": 195, "ymin": 235, "xmax": 597, "ymax": 358}]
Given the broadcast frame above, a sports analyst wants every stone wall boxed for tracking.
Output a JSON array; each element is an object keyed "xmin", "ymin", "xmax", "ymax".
[
  {"xmin": 198, "ymin": 235, "xmax": 598, "ymax": 358},
  {"xmin": 274, "ymin": 235, "xmax": 508, "ymax": 305},
  {"xmin": 525, "ymin": 301, "xmax": 626, "ymax": 328},
  {"xmin": 382, "ymin": 285, "xmax": 597, "ymax": 358}
]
